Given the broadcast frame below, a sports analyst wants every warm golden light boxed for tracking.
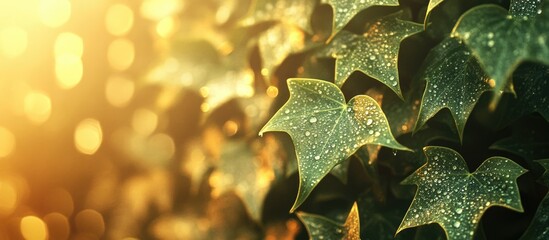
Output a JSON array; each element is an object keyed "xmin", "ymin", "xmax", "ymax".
[
  {"xmin": 0, "ymin": 181, "xmax": 17, "ymax": 216},
  {"xmin": 132, "ymin": 108, "xmax": 158, "ymax": 136},
  {"xmin": 24, "ymin": 91, "xmax": 52, "ymax": 125},
  {"xmin": 156, "ymin": 17, "xmax": 175, "ymax": 38},
  {"xmin": 140, "ymin": 0, "xmax": 183, "ymax": 21},
  {"xmin": 0, "ymin": 26, "xmax": 28, "ymax": 58},
  {"xmin": 55, "ymin": 54, "xmax": 83, "ymax": 89},
  {"xmin": 20, "ymin": 216, "xmax": 48, "ymax": 240},
  {"xmin": 105, "ymin": 75, "xmax": 135, "ymax": 107},
  {"xmin": 105, "ymin": 4, "xmax": 134, "ymax": 36},
  {"xmin": 107, "ymin": 38, "xmax": 135, "ymax": 71},
  {"xmin": 54, "ymin": 32, "xmax": 83, "ymax": 57},
  {"xmin": 0, "ymin": 127, "xmax": 16, "ymax": 158},
  {"xmin": 75, "ymin": 209, "xmax": 105, "ymax": 237},
  {"xmin": 43, "ymin": 213, "xmax": 70, "ymax": 240},
  {"xmin": 74, "ymin": 119, "xmax": 103, "ymax": 155},
  {"xmin": 149, "ymin": 133, "xmax": 175, "ymax": 162},
  {"xmin": 39, "ymin": 0, "xmax": 71, "ymax": 28}
]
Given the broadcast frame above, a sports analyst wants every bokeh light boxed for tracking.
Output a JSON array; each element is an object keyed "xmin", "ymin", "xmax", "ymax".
[
  {"xmin": 0, "ymin": 26, "xmax": 28, "ymax": 58},
  {"xmin": 0, "ymin": 127, "xmax": 16, "ymax": 158},
  {"xmin": 107, "ymin": 38, "xmax": 135, "ymax": 71},
  {"xmin": 105, "ymin": 4, "xmax": 134, "ymax": 36},
  {"xmin": 39, "ymin": 0, "xmax": 71, "ymax": 28},
  {"xmin": 20, "ymin": 216, "xmax": 48, "ymax": 240},
  {"xmin": 105, "ymin": 75, "xmax": 135, "ymax": 107},
  {"xmin": 0, "ymin": 181, "xmax": 17, "ymax": 216},
  {"xmin": 23, "ymin": 91, "xmax": 52, "ymax": 125},
  {"xmin": 74, "ymin": 119, "xmax": 103, "ymax": 155}
]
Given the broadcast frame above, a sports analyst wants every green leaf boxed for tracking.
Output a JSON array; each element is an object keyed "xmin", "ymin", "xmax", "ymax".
[
  {"xmin": 258, "ymin": 23, "xmax": 317, "ymax": 78},
  {"xmin": 322, "ymin": 12, "xmax": 423, "ymax": 98},
  {"xmin": 503, "ymin": 63, "xmax": 549, "ymax": 123},
  {"xmin": 242, "ymin": 0, "xmax": 316, "ymax": 32},
  {"xmin": 520, "ymin": 159, "xmax": 549, "ymax": 240},
  {"xmin": 321, "ymin": 0, "xmax": 399, "ymax": 36},
  {"xmin": 451, "ymin": 0, "xmax": 549, "ymax": 103},
  {"xmin": 415, "ymin": 37, "xmax": 491, "ymax": 141},
  {"xmin": 210, "ymin": 139, "xmax": 282, "ymax": 221},
  {"xmin": 397, "ymin": 146, "xmax": 527, "ymax": 240},
  {"xmin": 297, "ymin": 202, "xmax": 360, "ymax": 239},
  {"xmin": 425, "ymin": 0, "xmax": 445, "ymax": 24},
  {"xmin": 259, "ymin": 78, "xmax": 409, "ymax": 211}
]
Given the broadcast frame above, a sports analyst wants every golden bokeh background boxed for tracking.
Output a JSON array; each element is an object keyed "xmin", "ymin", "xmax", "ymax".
[{"xmin": 0, "ymin": 0, "xmax": 297, "ymax": 239}]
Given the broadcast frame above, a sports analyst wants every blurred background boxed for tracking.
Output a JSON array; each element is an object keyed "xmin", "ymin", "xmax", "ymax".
[{"xmin": 0, "ymin": 0, "xmax": 305, "ymax": 239}]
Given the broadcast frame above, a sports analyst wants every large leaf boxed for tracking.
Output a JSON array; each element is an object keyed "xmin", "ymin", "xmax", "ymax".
[
  {"xmin": 451, "ymin": 0, "xmax": 549, "ymax": 103},
  {"xmin": 321, "ymin": 0, "xmax": 399, "ymax": 36},
  {"xmin": 297, "ymin": 202, "xmax": 360, "ymax": 239},
  {"xmin": 321, "ymin": 12, "xmax": 423, "ymax": 98},
  {"xmin": 242, "ymin": 0, "xmax": 316, "ymax": 32},
  {"xmin": 397, "ymin": 146, "xmax": 527, "ymax": 240},
  {"xmin": 259, "ymin": 78, "xmax": 409, "ymax": 211},
  {"xmin": 415, "ymin": 37, "xmax": 490, "ymax": 141},
  {"xmin": 520, "ymin": 159, "xmax": 549, "ymax": 239}
]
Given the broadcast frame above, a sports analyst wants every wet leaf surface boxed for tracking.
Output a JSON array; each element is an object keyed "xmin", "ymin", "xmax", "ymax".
[
  {"xmin": 452, "ymin": 0, "xmax": 549, "ymax": 103},
  {"xmin": 321, "ymin": 12, "xmax": 422, "ymax": 97},
  {"xmin": 260, "ymin": 78, "xmax": 408, "ymax": 211},
  {"xmin": 416, "ymin": 37, "xmax": 490, "ymax": 140},
  {"xmin": 242, "ymin": 0, "xmax": 317, "ymax": 32},
  {"xmin": 321, "ymin": 0, "xmax": 399, "ymax": 36},
  {"xmin": 398, "ymin": 146, "xmax": 527, "ymax": 240}
]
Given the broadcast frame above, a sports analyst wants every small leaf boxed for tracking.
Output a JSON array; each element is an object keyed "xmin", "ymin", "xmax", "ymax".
[
  {"xmin": 259, "ymin": 78, "xmax": 409, "ymax": 211},
  {"xmin": 520, "ymin": 159, "xmax": 549, "ymax": 240},
  {"xmin": 242, "ymin": 0, "xmax": 316, "ymax": 32},
  {"xmin": 321, "ymin": 12, "xmax": 423, "ymax": 97},
  {"xmin": 321, "ymin": 0, "xmax": 399, "ymax": 36},
  {"xmin": 452, "ymin": 0, "xmax": 549, "ymax": 103},
  {"xmin": 397, "ymin": 146, "xmax": 527, "ymax": 240},
  {"xmin": 415, "ymin": 37, "xmax": 490, "ymax": 141},
  {"xmin": 425, "ymin": 0, "xmax": 445, "ymax": 24},
  {"xmin": 297, "ymin": 202, "xmax": 360, "ymax": 240}
]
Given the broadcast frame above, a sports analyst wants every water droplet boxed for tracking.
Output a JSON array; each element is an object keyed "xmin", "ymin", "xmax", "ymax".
[
  {"xmin": 454, "ymin": 221, "xmax": 461, "ymax": 228},
  {"xmin": 309, "ymin": 117, "xmax": 317, "ymax": 123},
  {"xmin": 369, "ymin": 55, "xmax": 375, "ymax": 60},
  {"xmin": 456, "ymin": 208, "xmax": 463, "ymax": 214},
  {"xmin": 487, "ymin": 32, "xmax": 494, "ymax": 39},
  {"xmin": 366, "ymin": 119, "xmax": 373, "ymax": 125},
  {"xmin": 487, "ymin": 40, "xmax": 495, "ymax": 47},
  {"xmin": 314, "ymin": 155, "xmax": 320, "ymax": 160},
  {"xmin": 305, "ymin": 131, "xmax": 311, "ymax": 136}
]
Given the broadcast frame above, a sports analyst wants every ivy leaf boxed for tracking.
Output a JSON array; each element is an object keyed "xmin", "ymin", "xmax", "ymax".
[
  {"xmin": 210, "ymin": 138, "xmax": 281, "ymax": 221},
  {"xmin": 297, "ymin": 202, "xmax": 360, "ymax": 239},
  {"xmin": 415, "ymin": 37, "xmax": 491, "ymax": 141},
  {"xmin": 520, "ymin": 159, "xmax": 549, "ymax": 239},
  {"xmin": 502, "ymin": 63, "xmax": 549, "ymax": 124},
  {"xmin": 259, "ymin": 78, "xmax": 409, "ymax": 211},
  {"xmin": 397, "ymin": 146, "xmax": 527, "ymax": 240},
  {"xmin": 425, "ymin": 0, "xmax": 445, "ymax": 24},
  {"xmin": 258, "ymin": 23, "xmax": 317, "ymax": 78},
  {"xmin": 451, "ymin": 0, "xmax": 549, "ymax": 103},
  {"xmin": 321, "ymin": 12, "xmax": 423, "ymax": 98},
  {"xmin": 321, "ymin": 0, "xmax": 399, "ymax": 36},
  {"xmin": 242, "ymin": 0, "xmax": 316, "ymax": 32}
]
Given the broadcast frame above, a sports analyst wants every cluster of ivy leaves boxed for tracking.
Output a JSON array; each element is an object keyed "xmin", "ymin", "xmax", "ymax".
[{"xmin": 151, "ymin": 0, "xmax": 549, "ymax": 239}]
